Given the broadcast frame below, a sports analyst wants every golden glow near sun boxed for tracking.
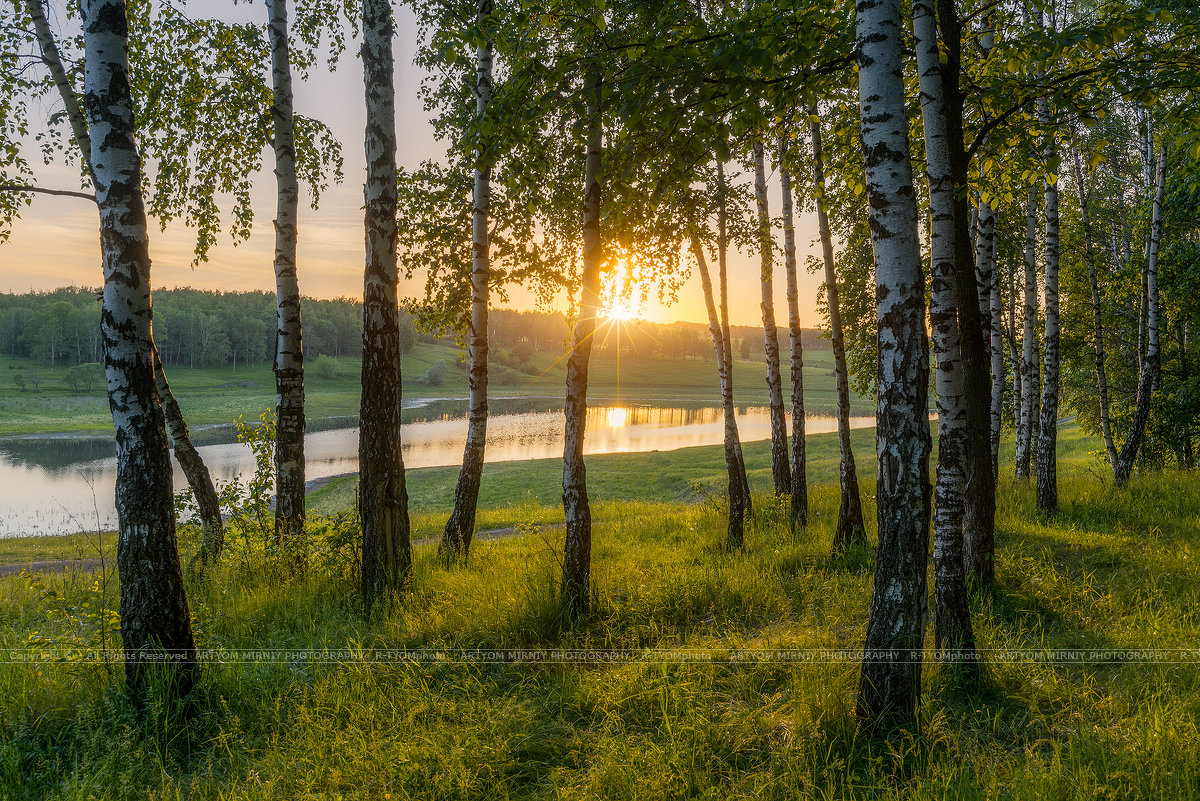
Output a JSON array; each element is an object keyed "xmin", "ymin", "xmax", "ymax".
[
  {"xmin": 600, "ymin": 258, "xmax": 643, "ymax": 322},
  {"xmin": 606, "ymin": 407, "xmax": 629, "ymax": 428}
]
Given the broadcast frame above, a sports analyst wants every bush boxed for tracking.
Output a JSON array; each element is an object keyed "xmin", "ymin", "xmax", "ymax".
[
  {"xmin": 313, "ymin": 355, "xmax": 341, "ymax": 380},
  {"xmin": 62, "ymin": 363, "xmax": 102, "ymax": 392},
  {"xmin": 10, "ymin": 373, "xmax": 24, "ymax": 391},
  {"xmin": 512, "ymin": 341, "xmax": 535, "ymax": 363},
  {"xmin": 416, "ymin": 359, "xmax": 447, "ymax": 386}
]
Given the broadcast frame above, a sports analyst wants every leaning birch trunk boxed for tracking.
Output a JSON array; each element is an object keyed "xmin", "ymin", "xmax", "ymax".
[
  {"xmin": 914, "ymin": 0, "xmax": 976, "ymax": 668},
  {"xmin": 1035, "ymin": 90, "xmax": 1061, "ymax": 513},
  {"xmin": 810, "ymin": 110, "xmax": 866, "ymax": 551},
  {"xmin": 1016, "ymin": 186, "xmax": 1040, "ymax": 478},
  {"xmin": 1071, "ymin": 141, "xmax": 1118, "ymax": 472},
  {"xmin": 441, "ymin": 2, "xmax": 493, "ymax": 562},
  {"xmin": 562, "ymin": 70, "xmax": 604, "ymax": 618},
  {"xmin": 154, "ymin": 349, "xmax": 224, "ymax": 565},
  {"xmin": 84, "ymin": 0, "xmax": 195, "ymax": 695},
  {"xmin": 266, "ymin": 0, "xmax": 306, "ymax": 545},
  {"xmin": 360, "ymin": 0, "xmax": 411, "ymax": 611},
  {"xmin": 30, "ymin": 0, "xmax": 224, "ymax": 564},
  {"xmin": 753, "ymin": 140, "xmax": 791, "ymax": 498},
  {"xmin": 692, "ymin": 232, "xmax": 747, "ymax": 547},
  {"xmin": 780, "ymin": 149, "xmax": 807, "ymax": 532},
  {"xmin": 1114, "ymin": 143, "xmax": 1166, "ymax": 485},
  {"xmin": 934, "ymin": 0, "xmax": 995, "ymax": 585},
  {"xmin": 854, "ymin": 0, "xmax": 933, "ymax": 734},
  {"xmin": 717, "ymin": 161, "xmax": 751, "ymax": 511}
]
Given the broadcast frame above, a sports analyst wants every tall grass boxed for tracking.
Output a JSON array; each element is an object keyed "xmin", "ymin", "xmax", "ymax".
[{"xmin": 1, "ymin": 425, "xmax": 1199, "ymax": 799}]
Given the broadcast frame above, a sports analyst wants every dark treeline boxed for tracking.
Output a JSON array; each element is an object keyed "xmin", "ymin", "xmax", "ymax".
[{"xmin": 1, "ymin": 287, "xmax": 829, "ymax": 370}]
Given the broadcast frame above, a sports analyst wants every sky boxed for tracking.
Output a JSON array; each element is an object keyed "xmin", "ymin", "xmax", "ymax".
[{"xmin": 0, "ymin": 2, "xmax": 830, "ymax": 329}]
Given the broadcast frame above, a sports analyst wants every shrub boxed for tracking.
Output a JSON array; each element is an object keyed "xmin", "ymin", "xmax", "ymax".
[
  {"xmin": 10, "ymin": 372, "xmax": 24, "ymax": 391},
  {"xmin": 512, "ymin": 341, "xmax": 535, "ymax": 363},
  {"xmin": 313, "ymin": 355, "xmax": 341, "ymax": 380},
  {"xmin": 62, "ymin": 363, "xmax": 102, "ymax": 392},
  {"xmin": 416, "ymin": 359, "xmax": 447, "ymax": 386}
]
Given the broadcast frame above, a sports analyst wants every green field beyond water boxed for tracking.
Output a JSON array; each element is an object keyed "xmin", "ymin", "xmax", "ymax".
[
  {"xmin": 3, "ymin": 423, "xmax": 1200, "ymax": 799},
  {"xmin": 0, "ymin": 346, "xmax": 868, "ymax": 437}
]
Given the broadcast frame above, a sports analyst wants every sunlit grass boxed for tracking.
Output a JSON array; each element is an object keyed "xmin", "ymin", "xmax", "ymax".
[{"xmin": 2, "ymin": 424, "xmax": 1199, "ymax": 799}]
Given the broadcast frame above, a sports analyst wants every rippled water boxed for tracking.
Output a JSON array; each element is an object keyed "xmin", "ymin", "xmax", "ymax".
[{"xmin": 0, "ymin": 402, "xmax": 873, "ymax": 537}]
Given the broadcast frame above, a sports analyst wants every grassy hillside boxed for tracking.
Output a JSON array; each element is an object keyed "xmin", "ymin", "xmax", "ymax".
[
  {"xmin": 3, "ymin": 425, "xmax": 1200, "ymax": 798},
  {"xmin": 0, "ymin": 346, "xmax": 871, "ymax": 437}
]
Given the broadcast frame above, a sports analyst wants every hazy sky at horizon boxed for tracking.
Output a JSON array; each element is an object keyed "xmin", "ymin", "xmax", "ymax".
[{"xmin": 0, "ymin": 1, "xmax": 831, "ymax": 329}]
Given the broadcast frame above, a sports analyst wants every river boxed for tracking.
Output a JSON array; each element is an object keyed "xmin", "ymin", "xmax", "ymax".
[{"xmin": 0, "ymin": 400, "xmax": 873, "ymax": 537}]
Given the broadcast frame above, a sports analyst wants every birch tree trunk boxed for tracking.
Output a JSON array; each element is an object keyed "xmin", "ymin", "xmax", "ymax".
[
  {"xmin": 360, "ymin": 0, "xmax": 411, "ymax": 611},
  {"xmin": 1071, "ymin": 141, "xmax": 1118, "ymax": 472},
  {"xmin": 975, "ymin": 202, "xmax": 1002, "ymax": 475},
  {"xmin": 753, "ymin": 140, "xmax": 792, "ymax": 498},
  {"xmin": 810, "ymin": 111, "xmax": 866, "ymax": 551},
  {"xmin": 718, "ymin": 162, "xmax": 752, "ymax": 511},
  {"xmin": 562, "ymin": 70, "xmax": 604, "ymax": 617},
  {"xmin": 83, "ymin": 0, "xmax": 195, "ymax": 695},
  {"xmin": 440, "ymin": 1, "xmax": 493, "ymax": 562},
  {"xmin": 693, "ymin": 232, "xmax": 747, "ymax": 547},
  {"xmin": 1016, "ymin": 186, "xmax": 1040, "ymax": 479},
  {"xmin": 31, "ymin": 0, "xmax": 223, "ymax": 566},
  {"xmin": 780, "ymin": 148, "xmax": 807, "ymax": 532},
  {"xmin": 155, "ymin": 349, "xmax": 224, "ymax": 565},
  {"xmin": 1035, "ymin": 89, "xmax": 1061, "ymax": 513},
  {"xmin": 1114, "ymin": 144, "xmax": 1166, "ymax": 485},
  {"xmin": 914, "ymin": 0, "xmax": 976, "ymax": 669},
  {"xmin": 934, "ymin": 0, "xmax": 995, "ymax": 585},
  {"xmin": 267, "ymin": 0, "xmax": 306, "ymax": 545},
  {"xmin": 854, "ymin": 0, "xmax": 933, "ymax": 733}
]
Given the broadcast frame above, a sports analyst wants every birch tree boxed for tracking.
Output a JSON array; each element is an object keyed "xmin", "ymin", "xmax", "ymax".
[
  {"xmin": 1016, "ymin": 186, "xmax": 1040, "ymax": 478},
  {"xmin": 809, "ymin": 109, "xmax": 866, "ymax": 550},
  {"xmin": 1035, "ymin": 56, "xmax": 1062, "ymax": 513},
  {"xmin": 913, "ymin": 0, "xmax": 975, "ymax": 668},
  {"xmin": 360, "ymin": 0, "xmax": 411, "ymax": 609},
  {"xmin": 753, "ymin": 139, "xmax": 792, "ymax": 499},
  {"xmin": 265, "ymin": 0, "xmax": 305, "ymax": 545},
  {"xmin": 1114, "ymin": 143, "xmax": 1167, "ymax": 484},
  {"xmin": 780, "ymin": 140, "xmax": 807, "ymax": 532},
  {"xmin": 440, "ymin": 0, "xmax": 494, "ymax": 562},
  {"xmin": 83, "ymin": 0, "xmax": 194, "ymax": 695},
  {"xmin": 854, "ymin": 0, "xmax": 933, "ymax": 733}
]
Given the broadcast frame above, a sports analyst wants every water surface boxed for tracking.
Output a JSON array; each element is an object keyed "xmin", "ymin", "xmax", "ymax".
[{"xmin": 0, "ymin": 402, "xmax": 873, "ymax": 537}]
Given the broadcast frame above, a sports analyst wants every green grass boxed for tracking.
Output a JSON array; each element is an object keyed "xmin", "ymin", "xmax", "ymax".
[
  {"xmin": 0, "ymin": 347, "xmax": 869, "ymax": 437},
  {"xmin": 3, "ymin": 423, "xmax": 1199, "ymax": 799}
]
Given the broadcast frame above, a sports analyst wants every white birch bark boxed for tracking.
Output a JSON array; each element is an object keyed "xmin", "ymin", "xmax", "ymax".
[
  {"xmin": 1035, "ymin": 86, "xmax": 1061, "ymax": 513},
  {"xmin": 30, "ymin": 0, "xmax": 224, "ymax": 564},
  {"xmin": 1115, "ymin": 143, "xmax": 1166, "ymax": 485},
  {"xmin": 692, "ymin": 231, "xmax": 747, "ymax": 546},
  {"xmin": 1071, "ymin": 140, "xmax": 1118, "ymax": 472},
  {"xmin": 359, "ymin": 0, "xmax": 411, "ymax": 609},
  {"xmin": 441, "ymin": 0, "xmax": 493, "ymax": 561},
  {"xmin": 1016, "ymin": 186, "xmax": 1040, "ymax": 478},
  {"xmin": 854, "ymin": 0, "xmax": 933, "ymax": 733},
  {"xmin": 809, "ymin": 110, "xmax": 866, "ymax": 550},
  {"xmin": 753, "ymin": 140, "xmax": 792, "ymax": 498},
  {"xmin": 562, "ymin": 70, "xmax": 603, "ymax": 617},
  {"xmin": 717, "ymin": 161, "xmax": 752, "ymax": 511},
  {"xmin": 780, "ymin": 144, "xmax": 807, "ymax": 532},
  {"xmin": 914, "ymin": 0, "xmax": 975, "ymax": 666},
  {"xmin": 266, "ymin": 0, "xmax": 306, "ymax": 544},
  {"xmin": 83, "ymin": 0, "xmax": 195, "ymax": 694}
]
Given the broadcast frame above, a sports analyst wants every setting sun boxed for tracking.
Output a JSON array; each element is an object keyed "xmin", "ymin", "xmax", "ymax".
[{"xmin": 603, "ymin": 300, "xmax": 637, "ymax": 322}]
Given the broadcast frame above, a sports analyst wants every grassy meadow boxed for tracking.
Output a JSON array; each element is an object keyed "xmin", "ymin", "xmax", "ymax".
[
  {"xmin": 3, "ymin": 423, "xmax": 1200, "ymax": 799},
  {"xmin": 0, "ymin": 345, "xmax": 867, "ymax": 437}
]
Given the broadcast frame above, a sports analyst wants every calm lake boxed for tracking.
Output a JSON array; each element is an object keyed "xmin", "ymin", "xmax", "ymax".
[{"xmin": 0, "ymin": 400, "xmax": 874, "ymax": 538}]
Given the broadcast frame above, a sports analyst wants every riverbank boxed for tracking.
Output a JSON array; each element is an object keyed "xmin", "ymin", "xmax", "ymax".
[{"xmin": 0, "ymin": 347, "xmax": 870, "ymax": 437}]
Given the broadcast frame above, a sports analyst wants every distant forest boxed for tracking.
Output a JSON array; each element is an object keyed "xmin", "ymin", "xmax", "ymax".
[{"xmin": 0, "ymin": 287, "xmax": 830, "ymax": 370}]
